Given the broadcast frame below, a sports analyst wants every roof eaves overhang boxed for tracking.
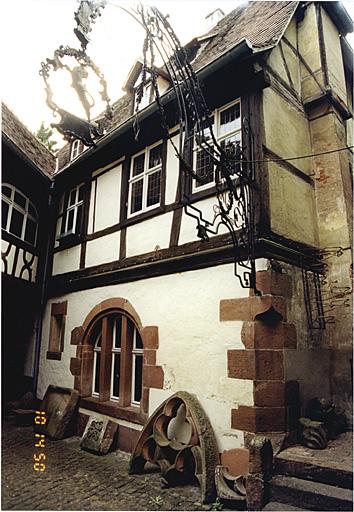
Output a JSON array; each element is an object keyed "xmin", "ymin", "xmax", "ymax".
[
  {"xmin": 56, "ymin": 37, "xmax": 258, "ymax": 177},
  {"xmin": 2, "ymin": 133, "xmax": 53, "ymax": 182}
]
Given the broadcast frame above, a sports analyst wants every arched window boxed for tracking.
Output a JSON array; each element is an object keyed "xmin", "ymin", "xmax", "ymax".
[
  {"xmin": 88, "ymin": 312, "xmax": 143, "ymax": 406},
  {"xmin": 2, "ymin": 184, "xmax": 38, "ymax": 246}
]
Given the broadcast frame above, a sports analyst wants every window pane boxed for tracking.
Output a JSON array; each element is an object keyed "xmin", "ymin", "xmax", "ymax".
[
  {"xmin": 112, "ymin": 354, "xmax": 120, "ymax": 398},
  {"xmin": 67, "ymin": 209, "xmax": 75, "ymax": 232},
  {"xmin": 135, "ymin": 331, "xmax": 143, "ymax": 349},
  {"xmin": 75, "ymin": 204, "xmax": 83, "ymax": 233},
  {"xmin": 94, "ymin": 352, "xmax": 101, "ymax": 394},
  {"xmin": 69, "ymin": 189, "xmax": 76, "ymax": 206},
  {"xmin": 132, "ymin": 154, "xmax": 145, "ymax": 177},
  {"xmin": 130, "ymin": 179, "xmax": 143, "ymax": 214},
  {"xmin": 195, "ymin": 148, "xmax": 214, "ymax": 187},
  {"xmin": 2, "ymin": 185, "xmax": 11, "ymax": 198},
  {"xmin": 113, "ymin": 316, "xmax": 122, "ymax": 349},
  {"xmin": 24, "ymin": 217, "xmax": 37, "ymax": 245},
  {"xmin": 2, "ymin": 201, "xmax": 9, "ymax": 229},
  {"xmin": 146, "ymin": 170, "xmax": 161, "ymax": 207},
  {"xmin": 9, "ymin": 208, "xmax": 24, "ymax": 237},
  {"xmin": 220, "ymin": 133, "xmax": 241, "ymax": 158},
  {"xmin": 14, "ymin": 191, "xmax": 26, "ymax": 209},
  {"xmin": 28, "ymin": 203, "xmax": 37, "ymax": 219},
  {"xmin": 219, "ymin": 103, "xmax": 240, "ymax": 136},
  {"xmin": 133, "ymin": 355, "xmax": 143, "ymax": 403},
  {"xmin": 78, "ymin": 185, "xmax": 84, "ymax": 202},
  {"xmin": 149, "ymin": 145, "xmax": 162, "ymax": 169}
]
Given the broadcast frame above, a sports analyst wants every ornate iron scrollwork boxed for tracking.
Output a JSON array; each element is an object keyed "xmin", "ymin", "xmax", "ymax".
[
  {"xmin": 302, "ymin": 247, "xmax": 351, "ymax": 330},
  {"xmin": 130, "ymin": 5, "xmax": 258, "ymax": 291},
  {"xmin": 39, "ymin": 1, "xmax": 112, "ymax": 146}
]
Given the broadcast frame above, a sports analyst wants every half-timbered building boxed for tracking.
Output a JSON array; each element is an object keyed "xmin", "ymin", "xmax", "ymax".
[{"xmin": 2, "ymin": 1, "xmax": 353, "ymax": 467}]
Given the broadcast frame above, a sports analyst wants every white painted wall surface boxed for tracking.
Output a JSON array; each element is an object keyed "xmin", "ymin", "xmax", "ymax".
[
  {"xmin": 126, "ymin": 212, "xmax": 173, "ymax": 257},
  {"xmin": 38, "ymin": 261, "xmax": 255, "ymax": 451},
  {"xmin": 165, "ymin": 135, "xmax": 180, "ymax": 205},
  {"xmin": 52, "ymin": 245, "xmax": 81, "ymax": 275},
  {"xmin": 91, "ymin": 164, "xmax": 122, "ymax": 232},
  {"xmin": 179, "ymin": 196, "xmax": 229, "ymax": 245},
  {"xmin": 85, "ymin": 231, "xmax": 120, "ymax": 268}
]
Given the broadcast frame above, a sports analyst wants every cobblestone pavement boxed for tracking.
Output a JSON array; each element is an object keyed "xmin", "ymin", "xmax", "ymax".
[{"xmin": 1, "ymin": 421, "xmax": 211, "ymax": 511}]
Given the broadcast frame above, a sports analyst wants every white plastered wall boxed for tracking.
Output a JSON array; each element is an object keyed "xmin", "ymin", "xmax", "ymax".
[
  {"xmin": 38, "ymin": 261, "xmax": 259, "ymax": 452},
  {"xmin": 52, "ymin": 245, "xmax": 81, "ymax": 275},
  {"xmin": 126, "ymin": 212, "xmax": 173, "ymax": 257},
  {"xmin": 165, "ymin": 134, "xmax": 179, "ymax": 205},
  {"xmin": 88, "ymin": 164, "xmax": 122, "ymax": 234},
  {"xmin": 179, "ymin": 196, "xmax": 229, "ymax": 245},
  {"xmin": 85, "ymin": 232, "xmax": 120, "ymax": 268}
]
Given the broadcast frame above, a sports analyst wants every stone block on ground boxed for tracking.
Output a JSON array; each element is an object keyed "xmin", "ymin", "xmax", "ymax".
[
  {"xmin": 80, "ymin": 415, "xmax": 118, "ymax": 455},
  {"xmin": 35, "ymin": 385, "xmax": 79, "ymax": 439}
]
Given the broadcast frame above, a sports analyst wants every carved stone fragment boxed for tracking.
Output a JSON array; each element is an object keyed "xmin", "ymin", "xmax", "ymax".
[
  {"xmin": 80, "ymin": 415, "xmax": 118, "ymax": 455},
  {"xmin": 34, "ymin": 385, "xmax": 79, "ymax": 439},
  {"xmin": 215, "ymin": 465, "xmax": 246, "ymax": 502},
  {"xmin": 305, "ymin": 397, "xmax": 347, "ymax": 439},
  {"xmin": 129, "ymin": 391, "xmax": 219, "ymax": 504},
  {"xmin": 246, "ymin": 436, "xmax": 273, "ymax": 511},
  {"xmin": 298, "ymin": 417, "xmax": 328, "ymax": 449}
]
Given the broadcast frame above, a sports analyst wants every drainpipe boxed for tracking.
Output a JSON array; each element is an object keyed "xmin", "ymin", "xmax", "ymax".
[{"xmin": 32, "ymin": 180, "xmax": 55, "ymax": 398}]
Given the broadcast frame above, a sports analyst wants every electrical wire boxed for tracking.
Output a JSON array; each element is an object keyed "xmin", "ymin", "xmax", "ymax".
[{"xmin": 234, "ymin": 145, "xmax": 354, "ymax": 165}]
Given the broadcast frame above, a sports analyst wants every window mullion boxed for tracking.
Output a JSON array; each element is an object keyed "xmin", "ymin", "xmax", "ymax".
[
  {"xmin": 119, "ymin": 316, "xmax": 133, "ymax": 407},
  {"xmin": 99, "ymin": 316, "xmax": 112, "ymax": 402},
  {"xmin": 142, "ymin": 152, "xmax": 149, "ymax": 210}
]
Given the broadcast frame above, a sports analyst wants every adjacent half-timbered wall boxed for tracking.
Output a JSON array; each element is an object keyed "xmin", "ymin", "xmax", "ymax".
[
  {"xmin": 1, "ymin": 239, "xmax": 38, "ymax": 283},
  {"xmin": 263, "ymin": 17, "xmax": 319, "ymax": 247}
]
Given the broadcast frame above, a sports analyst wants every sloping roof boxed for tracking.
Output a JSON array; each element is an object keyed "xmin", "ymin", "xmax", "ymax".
[
  {"xmin": 192, "ymin": 1, "xmax": 298, "ymax": 70},
  {"xmin": 57, "ymin": 1, "xmax": 298, "ymax": 172},
  {"xmin": 2, "ymin": 103, "xmax": 55, "ymax": 177}
]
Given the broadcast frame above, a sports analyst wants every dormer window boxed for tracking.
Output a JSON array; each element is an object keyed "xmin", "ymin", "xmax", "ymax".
[
  {"xmin": 134, "ymin": 82, "xmax": 152, "ymax": 113},
  {"xmin": 70, "ymin": 139, "xmax": 81, "ymax": 160}
]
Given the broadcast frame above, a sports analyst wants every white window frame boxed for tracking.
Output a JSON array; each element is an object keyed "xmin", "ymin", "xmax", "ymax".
[
  {"xmin": 2, "ymin": 184, "xmax": 38, "ymax": 246},
  {"xmin": 57, "ymin": 184, "xmax": 84, "ymax": 239},
  {"xmin": 192, "ymin": 98, "xmax": 242, "ymax": 192},
  {"xmin": 134, "ymin": 81, "xmax": 153, "ymax": 113},
  {"xmin": 131, "ymin": 329, "xmax": 143, "ymax": 406},
  {"xmin": 70, "ymin": 139, "xmax": 81, "ymax": 160},
  {"xmin": 128, "ymin": 141, "xmax": 163, "ymax": 217},
  {"xmin": 92, "ymin": 330, "xmax": 102, "ymax": 397}
]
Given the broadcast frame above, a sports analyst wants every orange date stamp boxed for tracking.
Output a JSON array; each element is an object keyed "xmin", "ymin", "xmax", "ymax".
[{"xmin": 33, "ymin": 411, "xmax": 46, "ymax": 472}]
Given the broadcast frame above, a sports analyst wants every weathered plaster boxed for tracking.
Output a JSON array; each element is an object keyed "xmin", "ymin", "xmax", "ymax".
[
  {"xmin": 268, "ymin": 161, "xmax": 318, "ymax": 246},
  {"xmin": 38, "ymin": 262, "xmax": 252, "ymax": 450},
  {"xmin": 263, "ymin": 87, "xmax": 312, "ymax": 174},
  {"xmin": 126, "ymin": 212, "xmax": 173, "ymax": 257},
  {"xmin": 90, "ymin": 164, "xmax": 121, "ymax": 233},
  {"xmin": 85, "ymin": 231, "xmax": 120, "ymax": 268},
  {"xmin": 52, "ymin": 245, "xmax": 81, "ymax": 275},
  {"xmin": 321, "ymin": 7, "xmax": 347, "ymax": 105}
]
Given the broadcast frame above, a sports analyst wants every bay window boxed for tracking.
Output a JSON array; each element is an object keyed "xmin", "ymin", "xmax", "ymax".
[{"xmin": 193, "ymin": 99, "xmax": 241, "ymax": 191}]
